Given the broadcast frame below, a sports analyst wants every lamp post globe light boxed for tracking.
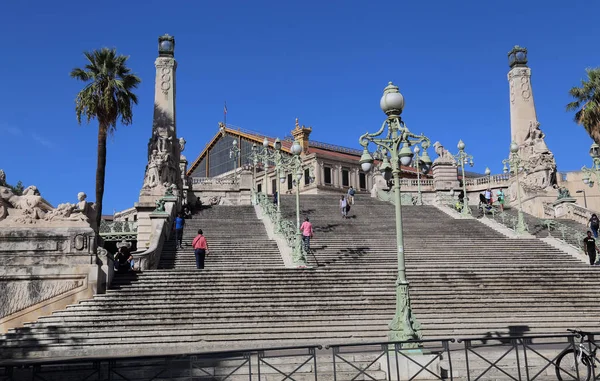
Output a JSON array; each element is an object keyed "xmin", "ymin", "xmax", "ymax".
[
  {"xmin": 502, "ymin": 141, "xmax": 528, "ymax": 235},
  {"xmin": 582, "ymin": 143, "xmax": 600, "ymax": 188},
  {"xmin": 452, "ymin": 140, "xmax": 474, "ymax": 217},
  {"xmin": 358, "ymin": 81, "xmax": 432, "ymax": 342}
]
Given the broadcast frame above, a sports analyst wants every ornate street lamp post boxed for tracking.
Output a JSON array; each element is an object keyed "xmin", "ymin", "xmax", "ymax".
[
  {"xmin": 413, "ymin": 146, "xmax": 425, "ymax": 205},
  {"xmin": 273, "ymin": 138, "xmax": 283, "ymax": 220},
  {"xmin": 582, "ymin": 143, "xmax": 600, "ymax": 188},
  {"xmin": 485, "ymin": 167, "xmax": 491, "ymax": 185},
  {"xmin": 230, "ymin": 140, "xmax": 240, "ymax": 185},
  {"xmin": 220, "ymin": 124, "xmax": 241, "ymax": 185},
  {"xmin": 276, "ymin": 140, "xmax": 313, "ymax": 266},
  {"xmin": 358, "ymin": 81, "xmax": 432, "ymax": 342},
  {"xmin": 250, "ymin": 138, "xmax": 271, "ymax": 198},
  {"xmin": 502, "ymin": 141, "xmax": 528, "ymax": 235},
  {"xmin": 251, "ymin": 148, "xmax": 258, "ymax": 204},
  {"xmin": 453, "ymin": 140, "xmax": 474, "ymax": 216}
]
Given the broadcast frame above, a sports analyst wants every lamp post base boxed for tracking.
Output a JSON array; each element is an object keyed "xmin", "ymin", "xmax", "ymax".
[
  {"xmin": 293, "ymin": 233, "xmax": 307, "ymax": 267},
  {"xmin": 515, "ymin": 210, "xmax": 528, "ymax": 235},
  {"xmin": 388, "ymin": 283, "xmax": 422, "ymax": 346}
]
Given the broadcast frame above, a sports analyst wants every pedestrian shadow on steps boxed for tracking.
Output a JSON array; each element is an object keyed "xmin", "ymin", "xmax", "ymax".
[
  {"xmin": 300, "ymin": 208, "xmax": 316, "ymax": 216},
  {"xmin": 316, "ymin": 247, "xmax": 370, "ymax": 265},
  {"xmin": 314, "ymin": 224, "xmax": 340, "ymax": 233},
  {"xmin": 481, "ymin": 325, "xmax": 532, "ymax": 345},
  {"xmin": 0, "ymin": 325, "xmax": 85, "ymax": 360}
]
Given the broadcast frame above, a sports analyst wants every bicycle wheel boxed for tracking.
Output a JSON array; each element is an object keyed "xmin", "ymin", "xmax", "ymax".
[{"xmin": 556, "ymin": 348, "xmax": 592, "ymax": 381}]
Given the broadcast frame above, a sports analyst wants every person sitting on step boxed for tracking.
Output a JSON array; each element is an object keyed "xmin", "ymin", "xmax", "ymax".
[{"xmin": 114, "ymin": 246, "xmax": 135, "ymax": 273}]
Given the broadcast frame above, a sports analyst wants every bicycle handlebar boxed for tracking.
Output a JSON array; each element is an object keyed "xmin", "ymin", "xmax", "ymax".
[{"xmin": 567, "ymin": 329, "xmax": 592, "ymax": 337}]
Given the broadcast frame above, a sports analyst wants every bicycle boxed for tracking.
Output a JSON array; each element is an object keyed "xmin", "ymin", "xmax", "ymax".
[{"xmin": 555, "ymin": 329, "xmax": 598, "ymax": 381}]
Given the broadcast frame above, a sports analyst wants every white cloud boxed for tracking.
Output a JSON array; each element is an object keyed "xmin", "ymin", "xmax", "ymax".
[
  {"xmin": 30, "ymin": 132, "xmax": 55, "ymax": 149},
  {"xmin": 0, "ymin": 123, "xmax": 23, "ymax": 137}
]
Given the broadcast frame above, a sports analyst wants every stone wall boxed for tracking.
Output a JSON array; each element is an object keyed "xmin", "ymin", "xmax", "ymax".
[{"xmin": 0, "ymin": 226, "xmax": 106, "ymax": 333}]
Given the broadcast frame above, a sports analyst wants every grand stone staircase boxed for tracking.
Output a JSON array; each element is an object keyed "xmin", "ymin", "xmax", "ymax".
[
  {"xmin": 0, "ymin": 204, "xmax": 394, "ymax": 360},
  {"xmin": 280, "ymin": 194, "xmax": 600, "ymax": 336},
  {"xmin": 158, "ymin": 205, "xmax": 284, "ymax": 269},
  {"xmin": 3, "ymin": 195, "xmax": 600, "ymax": 363}
]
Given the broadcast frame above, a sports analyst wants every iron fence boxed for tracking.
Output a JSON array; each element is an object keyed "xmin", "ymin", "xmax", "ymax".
[{"xmin": 3, "ymin": 333, "xmax": 600, "ymax": 380}]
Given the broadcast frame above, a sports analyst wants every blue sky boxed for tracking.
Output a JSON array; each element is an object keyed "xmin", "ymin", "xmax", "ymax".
[{"xmin": 0, "ymin": 0, "xmax": 598, "ymax": 213}]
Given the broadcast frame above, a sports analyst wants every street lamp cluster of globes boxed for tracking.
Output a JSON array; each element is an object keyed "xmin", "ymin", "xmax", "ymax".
[{"xmin": 582, "ymin": 143, "xmax": 600, "ymax": 188}]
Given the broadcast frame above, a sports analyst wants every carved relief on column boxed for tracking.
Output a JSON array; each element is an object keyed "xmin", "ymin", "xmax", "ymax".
[
  {"xmin": 519, "ymin": 69, "xmax": 531, "ymax": 102},
  {"xmin": 155, "ymin": 58, "xmax": 176, "ymax": 101},
  {"xmin": 509, "ymin": 73, "xmax": 516, "ymax": 105}
]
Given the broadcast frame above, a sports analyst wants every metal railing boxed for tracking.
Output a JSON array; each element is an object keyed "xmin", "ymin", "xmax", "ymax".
[
  {"xmin": 3, "ymin": 332, "xmax": 598, "ymax": 380},
  {"xmin": 256, "ymin": 192, "xmax": 299, "ymax": 254},
  {"xmin": 98, "ymin": 220, "xmax": 138, "ymax": 241},
  {"xmin": 542, "ymin": 219, "xmax": 587, "ymax": 250}
]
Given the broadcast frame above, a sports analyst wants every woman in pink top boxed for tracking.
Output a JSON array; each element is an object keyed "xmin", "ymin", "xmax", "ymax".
[
  {"xmin": 300, "ymin": 217, "xmax": 313, "ymax": 253},
  {"xmin": 192, "ymin": 229, "xmax": 209, "ymax": 269}
]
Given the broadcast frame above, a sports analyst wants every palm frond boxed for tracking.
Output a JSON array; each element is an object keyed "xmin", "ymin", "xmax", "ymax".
[{"xmin": 567, "ymin": 68, "xmax": 600, "ymax": 144}]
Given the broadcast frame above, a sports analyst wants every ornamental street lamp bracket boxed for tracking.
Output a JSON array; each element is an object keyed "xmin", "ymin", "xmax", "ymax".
[
  {"xmin": 358, "ymin": 81, "xmax": 432, "ymax": 343},
  {"xmin": 502, "ymin": 141, "xmax": 529, "ymax": 235}
]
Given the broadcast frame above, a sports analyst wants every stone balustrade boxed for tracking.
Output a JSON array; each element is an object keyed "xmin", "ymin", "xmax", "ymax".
[
  {"xmin": 397, "ymin": 178, "xmax": 434, "ymax": 191},
  {"xmin": 99, "ymin": 221, "xmax": 138, "ymax": 241},
  {"xmin": 464, "ymin": 173, "xmax": 511, "ymax": 188},
  {"xmin": 191, "ymin": 177, "xmax": 238, "ymax": 192}
]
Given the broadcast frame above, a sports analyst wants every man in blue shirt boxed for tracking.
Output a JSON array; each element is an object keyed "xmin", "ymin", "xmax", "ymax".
[{"xmin": 174, "ymin": 213, "xmax": 185, "ymax": 249}]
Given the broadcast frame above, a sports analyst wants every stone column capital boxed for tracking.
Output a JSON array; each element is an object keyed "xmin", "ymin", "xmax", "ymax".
[{"xmin": 155, "ymin": 57, "xmax": 177, "ymax": 68}]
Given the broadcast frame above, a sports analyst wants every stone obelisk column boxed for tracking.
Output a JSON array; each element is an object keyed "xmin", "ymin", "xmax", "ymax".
[
  {"xmin": 136, "ymin": 34, "xmax": 180, "ymax": 249},
  {"xmin": 506, "ymin": 45, "xmax": 557, "ymax": 215},
  {"xmin": 507, "ymin": 45, "xmax": 537, "ymax": 147}
]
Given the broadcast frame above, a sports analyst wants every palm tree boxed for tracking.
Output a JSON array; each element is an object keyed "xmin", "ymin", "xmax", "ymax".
[
  {"xmin": 566, "ymin": 68, "xmax": 600, "ymax": 144},
  {"xmin": 70, "ymin": 48, "xmax": 141, "ymax": 232}
]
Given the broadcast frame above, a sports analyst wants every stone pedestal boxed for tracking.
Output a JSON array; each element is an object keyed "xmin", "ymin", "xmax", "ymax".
[
  {"xmin": 134, "ymin": 202, "xmax": 156, "ymax": 249},
  {"xmin": 432, "ymin": 163, "xmax": 459, "ymax": 191},
  {"xmin": 552, "ymin": 197, "xmax": 577, "ymax": 218},
  {"xmin": 0, "ymin": 226, "xmax": 105, "ymax": 333}
]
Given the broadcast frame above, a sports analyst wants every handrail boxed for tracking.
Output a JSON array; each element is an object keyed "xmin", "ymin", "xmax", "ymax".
[
  {"xmin": 256, "ymin": 192, "xmax": 299, "ymax": 255},
  {"xmin": 2, "ymin": 331, "xmax": 590, "ymax": 381},
  {"xmin": 542, "ymin": 219, "xmax": 587, "ymax": 250}
]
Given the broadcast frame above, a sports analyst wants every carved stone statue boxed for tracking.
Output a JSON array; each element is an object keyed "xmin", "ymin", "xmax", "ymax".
[
  {"xmin": 0, "ymin": 185, "xmax": 52, "ymax": 221},
  {"xmin": 0, "ymin": 170, "xmax": 99, "ymax": 228},
  {"xmin": 143, "ymin": 150, "xmax": 163, "ymax": 189},
  {"xmin": 41, "ymin": 192, "xmax": 97, "ymax": 229},
  {"xmin": 518, "ymin": 120, "xmax": 557, "ymax": 192},
  {"xmin": 432, "ymin": 142, "xmax": 456, "ymax": 165},
  {"xmin": 0, "ymin": 169, "xmax": 5, "ymax": 186},
  {"xmin": 179, "ymin": 137, "xmax": 186, "ymax": 152}
]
